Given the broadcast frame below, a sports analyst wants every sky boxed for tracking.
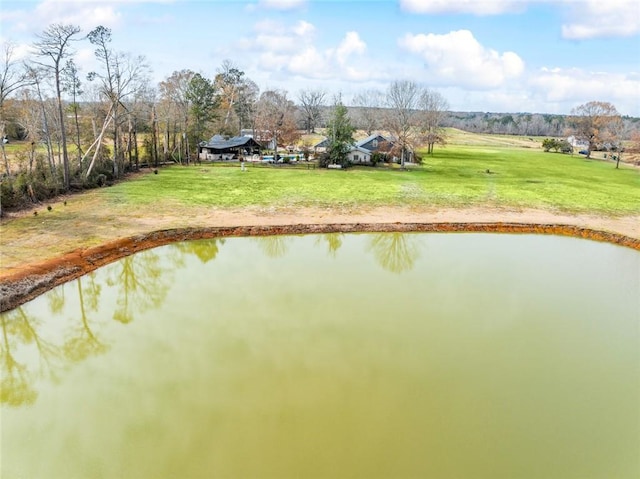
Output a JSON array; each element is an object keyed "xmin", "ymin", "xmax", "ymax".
[{"xmin": 1, "ymin": 0, "xmax": 639, "ymax": 116}]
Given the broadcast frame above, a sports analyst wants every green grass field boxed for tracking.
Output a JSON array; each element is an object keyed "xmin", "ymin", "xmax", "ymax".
[{"xmin": 101, "ymin": 145, "xmax": 639, "ymax": 215}]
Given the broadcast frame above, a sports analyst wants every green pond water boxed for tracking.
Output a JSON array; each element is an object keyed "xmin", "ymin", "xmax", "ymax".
[{"xmin": 1, "ymin": 232, "xmax": 639, "ymax": 479}]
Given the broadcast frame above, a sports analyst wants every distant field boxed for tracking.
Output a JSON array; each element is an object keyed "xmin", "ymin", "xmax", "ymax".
[{"xmin": 443, "ymin": 128, "xmax": 547, "ymax": 148}]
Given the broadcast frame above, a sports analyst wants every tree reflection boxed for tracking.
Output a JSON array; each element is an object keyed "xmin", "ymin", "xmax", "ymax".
[
  {"xmin": 106, "ymin": 250, "xmax": 172, "ymax": 324},
  {"xmin": 315, "ymin": 233, "xmax": 344, "ymax": 258},
  {"xmin": 0, "ymin": 307, "xmax": 62, "ymax": 406},
  {"xmin": 367, "ymin": 233, "xmax": 420, "ymax": 274},
  {"xmin": 255, "ymin": 235, "xmax": 290, "ymax": 258},
  {"xmin": 63, "ymin": 274, "xmax": 107, "ymax": 362},
  {"xmin": 0, "ymin": 249, "xmax": 178, "ymax": 406},
  {"xmin": 172, "ymin": 238, "xmax": 226, "ymax": 264},
  {"xmin": 1, "ymin": 311, "xmax": 36, "ymax": 405},
  {"xmin": 47, "ymin": 287, "xmax": 65, "ymax": 314}
]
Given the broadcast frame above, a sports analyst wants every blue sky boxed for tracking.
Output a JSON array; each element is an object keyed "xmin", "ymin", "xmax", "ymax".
[{"xmin": 2, "ymin": 0, "xmax": 639, "ymax": 115}]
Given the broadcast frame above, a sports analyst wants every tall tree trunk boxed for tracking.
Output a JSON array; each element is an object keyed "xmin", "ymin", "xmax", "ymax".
[
  {"xmin": 112, "ymin": 103, "xmax": 119, "ymax": 178},
  {"xmin": 55, "ymin": 69, "xmax": 71, "ymax": 190},
  {"xmin": 127, "ymin": 116, "xmax": 133, "ymax": 170},
  {"xmin": 34, "ymin": 80, "xmax": 55, "ymax": 175},
  {"xmin": 73, "ymin": 99, "xmax": 82, "ymax": 165},
  {"xmin": 151, "ymin": 105, "xmax": 158, "ymax": 168},
  {"xmin": 1, "ymin": 140, "xmax": 9, "ymax": 177},
  {"xmin": 133, "ymin": 118, "xmax": 139, "ymax": 169},
  {"xmin": 163, "ymin": 121, "xmax": 169, "ymax": 162}
]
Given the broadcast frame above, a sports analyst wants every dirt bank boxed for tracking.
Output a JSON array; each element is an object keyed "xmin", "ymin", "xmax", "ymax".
[{"xmin": 1, "ymin": 216, "xmax": 639, "ymax": 313}]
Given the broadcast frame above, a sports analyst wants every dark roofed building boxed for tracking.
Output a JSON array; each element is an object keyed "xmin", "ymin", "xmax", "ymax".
[
  {"xmin": 198, "ymin": 135, "xmax": 264, "ymax": 161},
  {"xmin": 356, "ymin": 133, "xmax": 395, "ymax": 152}
]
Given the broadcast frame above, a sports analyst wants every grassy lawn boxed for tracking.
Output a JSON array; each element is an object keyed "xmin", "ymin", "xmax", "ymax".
[{"xmin": 99, "ymin": 145, "xmax": 639, "ymax": 215}]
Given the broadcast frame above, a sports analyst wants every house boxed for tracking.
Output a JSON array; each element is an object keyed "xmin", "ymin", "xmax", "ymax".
[
  {"xmin": 355, "ymin": 133, "xmax": 395, "ymax": 153},
  {"xmin": 567, "ymin": 135, "xmax": 588, "ymax": 148},
  {"xmin": 313, "ymin": 137, "xmax": 330, "ymax": 153},
  {"xmin": 355, "ymin": 133, "xmax": 405, "ymax": 162},
  {"xmin": 345, "ymin": 133, "xmax": 400, "ymax": 164},
  {"xmin": 346, "ymin": 146, "xmax": 372, "ymax": 164},
  {"xmin": 198, "ymin": 135, "xmax": 263, "ymax": 161}
]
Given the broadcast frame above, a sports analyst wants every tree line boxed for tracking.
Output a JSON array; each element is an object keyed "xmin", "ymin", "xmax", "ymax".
[{"xmin": 1, "ymin": 23, "xmax": 635, "ymax": 212}]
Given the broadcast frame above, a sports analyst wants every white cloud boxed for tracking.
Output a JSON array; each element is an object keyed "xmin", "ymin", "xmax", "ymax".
[
  {"xmin": 399, "ymin": 30, "xmax": 525, "ymax": 89},
  {"xmin": 34, "ymin": 1, "xmax": 122, "ymax": 31},
  {"xmin": 254, "ymin": 34, "xmax": 300, "ymax": 53},
  {"xmin": 293, "ymin": 20, "xmax": 315, "ymax": 37},
  {"xmin": 253, "ymin": 19, "xmax": 282, "ymax": 33},
  {"xmin": 255, "ymin": 0, "xmax": 307, "ymax": 10},
  {"xmin": 528, "ymin": 67, "xmax": 640, "ymax": 114},
  {"xmin": 239, "ymin": 21, "xmax": 376, "ymax": 83},
  {"xmin": 288, "ymin": 47, "xmax": 331, "ymax": 78},
  {"xmin": 561, "ymin": 0, "xmax": 640, "ymax": 39},
  {"xmin": 399, "ymin": 0, "xmax": 525, "ymax": 15},
  {"xmin": 335, "ymin": 32, "xmax": 366, "ymax": 65},
  {"xmin": 400, "ymin": 0, "xmax": 640, "ymax": 39}
]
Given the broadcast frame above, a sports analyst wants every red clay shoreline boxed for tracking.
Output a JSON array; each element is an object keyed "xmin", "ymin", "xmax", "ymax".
[{"xmin": 1, "ymin": 221, "xmax": 638, "ymax": 313}]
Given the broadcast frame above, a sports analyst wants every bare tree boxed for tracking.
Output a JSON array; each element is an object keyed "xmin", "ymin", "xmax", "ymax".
[
  {"xmin": 214, "ymin": 59, "xmax": 245, "ymax": 135},
  {"xmin": 418, "ymin": 89, "xmax": 449, "ymax": 155},
  {"xmin": 254, "ymin": 89, "xmax": 298, "ymax": 159},
  {"xmin": 87, "ymin": 26, "xmax": 150, "ymax": 178},
  {"xmin": 61, "ymin": 59, "xmax": 83, "ymax": 164},
  {"xmin": 570, "ymin": 101, "xmax": 620, "ymax": 159},
  {"xmin": 33, "ymin": 24, "xmax": 81, "ymax": 190},
  {"xmin": 298, "ymin": 89, "xmax": 326, "ymax": 133},
  {"xmin": 158, "ymin": 69, "xmax": 196, "ymax": 162},
  {"xmin": 0, "ymin": 42, "xmax": 34, "ymax": 178},
  {"xmin": 602, "ymin": 115, "xmax": 626, "ymax": 169},
  {"xmin": 24, "ymin": 65, "xmax": 55, "ymax": 174},
  {"xmin": 352, "ymin": 89, "xmax": 384, "ymax": 135},
  {"xmin": 234, "ymin": 78, "xmax": 259, "ymax": 135},
  {"xmin": 384, "ymin": 80, "xmax": 420, "ymax": 168}
]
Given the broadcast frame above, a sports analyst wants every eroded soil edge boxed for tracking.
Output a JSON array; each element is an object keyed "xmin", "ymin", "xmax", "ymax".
[{"xmin": 2, "ymin": 222, "xmax": 639, "ymax": 313}]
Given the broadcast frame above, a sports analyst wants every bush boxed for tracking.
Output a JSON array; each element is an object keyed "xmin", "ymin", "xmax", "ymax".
[
  {"xmin": 316, "ymin": 152, "xmax": 331, "ymax": 168},
  {"xmin": 542, "ymin": 138, "xmax": 573, "ymax": 154},
  {"xmin": 371, "ymin": 152, "xmax": 385, "ymax": 166}
]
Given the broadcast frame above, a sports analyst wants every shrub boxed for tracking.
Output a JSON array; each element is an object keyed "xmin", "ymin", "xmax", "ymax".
[{"xmin": 542, "ymin": 138, "xmax": 573, "ymax": 154}]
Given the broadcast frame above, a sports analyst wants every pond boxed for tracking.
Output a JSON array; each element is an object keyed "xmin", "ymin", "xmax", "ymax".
[{"xmin": 1, "ymin": 233, "xmax": 639, "ymax": 478}]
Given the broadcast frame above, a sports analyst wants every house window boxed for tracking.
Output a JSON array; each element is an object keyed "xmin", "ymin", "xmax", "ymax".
[
  {"xmin": 354, "ymin": 154, "xmax": 359, "ymax": 162},
  {"xmin": 372, "ymin": 139, "xmax": 378, "ymax": 148}
]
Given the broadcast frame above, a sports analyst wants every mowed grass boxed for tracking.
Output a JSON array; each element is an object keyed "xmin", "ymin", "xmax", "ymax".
[{"xmin": 101, "ymin": 145, "xmax": 640, "ymax": 215}]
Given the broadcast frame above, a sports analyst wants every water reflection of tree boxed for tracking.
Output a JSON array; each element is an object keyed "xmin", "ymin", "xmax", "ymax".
[
  {"xmin": 172, "ymin": 238, "xmax": 226, "ymax": 264},
  {"xmin": 0, "ymin": 307, "xmax": 62, "ymax": 406},
  {"xmin": 63, "ymin": 274, "xmax": 108, "ymax": 362},
  {"xmin": 255, "ymin": 235, "xmax": 290, "ymax": 258},
  {"xmin": 0, "ymin": 249, "xmax": 178, "ymax": 406},
  {"xmin": 315, "ymin": 233, "xmax": 344, "ymax": 258},
  {"xmin": 106, "ymin": 250, "xmax": 172, "ymax": 324},
  {"xmin": 367, "ymin": 233, "xmax": 420, "ymax": 274},
  {"xmin": 47, "ymin": 286, "xmax": 66, "ymax": 314}
]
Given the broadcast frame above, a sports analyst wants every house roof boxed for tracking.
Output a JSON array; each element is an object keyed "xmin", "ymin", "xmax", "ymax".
[
  {"xmin": 348, "ymin": 145, "xmax": 371, "ymax": 155},
  {"xmin": 355, "ymin": 133, "xmax": 394, "ymax": 150},
  {"xmin": 201, "ymin": 135, "xmax": 263, "ymax": 150},
  {"xmin": 314, "ymin": 137, "xmax": 329, "ymax": 148}
]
